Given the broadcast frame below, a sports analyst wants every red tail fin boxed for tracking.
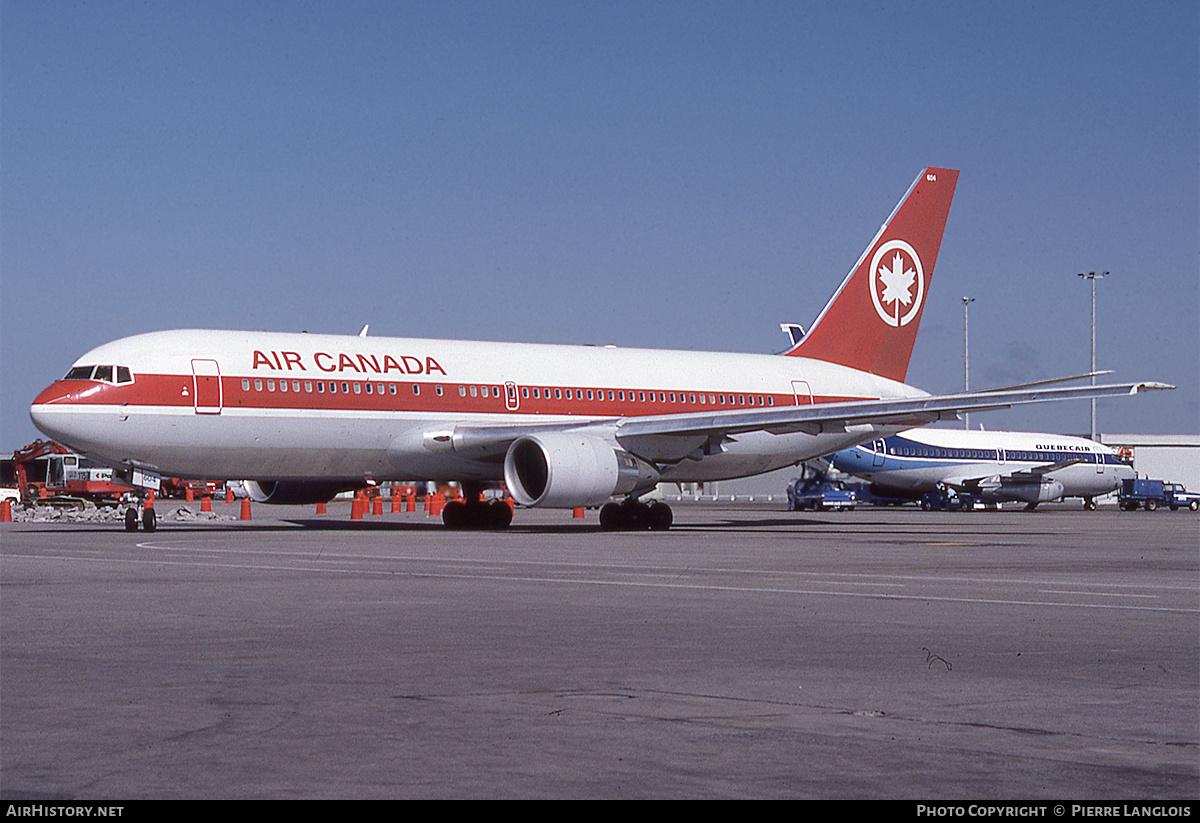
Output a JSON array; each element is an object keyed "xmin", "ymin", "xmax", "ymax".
[{"xmin": 789, "ymin": 167, "xmax": 959, "ymax": 382}]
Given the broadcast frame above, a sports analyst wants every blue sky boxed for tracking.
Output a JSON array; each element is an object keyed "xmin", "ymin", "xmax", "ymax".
[{"xmin": 2, "ymin": 0, "xmax": 1197, "ymax": 452}]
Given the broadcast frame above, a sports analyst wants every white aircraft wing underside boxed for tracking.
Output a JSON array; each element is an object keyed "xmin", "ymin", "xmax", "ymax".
[{"xmin": 441, "ymin": 380, "xmax": 1172, "ymax": 465}]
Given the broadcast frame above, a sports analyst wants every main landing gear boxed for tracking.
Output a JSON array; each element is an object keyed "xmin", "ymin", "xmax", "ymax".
[
  {"xmin": 438, "ymin": 483, "xmax": 675, "ymax": 531},
  {"xmin": 442, "ymin": 497, "xmax": 514, "ymax": 530},
  {"xmin": 599, "ymin": 498, "xmax": 673, "ymax": 531},
  {"xmin": 441, "ymin": 482, "xmax": 514, "ymax": 530}
]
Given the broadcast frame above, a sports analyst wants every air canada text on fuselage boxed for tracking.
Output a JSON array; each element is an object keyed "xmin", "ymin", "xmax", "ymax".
[{"xmin": 251, "ymin": 350, "xmax": 447, "ymax": 376}]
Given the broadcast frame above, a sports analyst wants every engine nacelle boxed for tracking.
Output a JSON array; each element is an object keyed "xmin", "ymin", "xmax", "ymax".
[
  {"xmin": 243, "ymin": 480, "xmax": 350, "ymax": 505},
  {"xmin": 1000, "ymin": 478, "xmax": 1065, "ymax": 504},
  {"xmin": 503, "ymin": 433, "xmax": 660, "ymax": 508}
]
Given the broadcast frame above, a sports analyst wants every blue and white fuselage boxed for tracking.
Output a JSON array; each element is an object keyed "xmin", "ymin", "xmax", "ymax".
[{"xmin": 829, "ymin": 428, "xmax": 1134, "ymax": 507}]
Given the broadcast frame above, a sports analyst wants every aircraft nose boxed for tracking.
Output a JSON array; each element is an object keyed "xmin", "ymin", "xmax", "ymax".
[{"xmin": 30, "ymin": 382, "xmax": 80, "ymax": 443}]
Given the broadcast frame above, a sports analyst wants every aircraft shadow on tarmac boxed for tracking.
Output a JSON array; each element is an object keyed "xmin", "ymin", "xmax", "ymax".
[{"xmin": 8, "ymin": 511, "xmax": 1064, "ymax": 536}]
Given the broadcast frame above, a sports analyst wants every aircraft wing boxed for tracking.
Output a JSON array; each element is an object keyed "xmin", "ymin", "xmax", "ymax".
[
  {"xmin": 1001, "ymin": 459, "xmax": 1083, "ymax": 480},
  {"xmin": 438, "ymin": 380, "xmax": 1172, "ymax": 465},
  {"xmin": 943, "ymin": 460, "xmax": 1080, "ymax": 493}
]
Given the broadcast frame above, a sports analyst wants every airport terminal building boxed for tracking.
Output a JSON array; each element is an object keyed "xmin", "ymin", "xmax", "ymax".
[{"xmin": 1103, "ymin": 434, "xmax": 1200, "ymax": 492}]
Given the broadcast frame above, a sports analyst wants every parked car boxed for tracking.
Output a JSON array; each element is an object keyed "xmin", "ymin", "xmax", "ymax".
[{"xmin": 787, "ymin": 476, "xmax": 857, "ymax": 511}]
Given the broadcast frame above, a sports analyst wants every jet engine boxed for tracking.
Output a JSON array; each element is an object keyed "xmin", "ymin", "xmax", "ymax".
[
  {"xmin": 503, "ymin": 433, "xmax": 660, "ymax": 508},
  {"xmin": 243, "ymin": 480, "xmax": 350, "ymax": 505},
  {"xmin": 1001, "ymin": 478, "xmax": 1065, "ymax": 505}
]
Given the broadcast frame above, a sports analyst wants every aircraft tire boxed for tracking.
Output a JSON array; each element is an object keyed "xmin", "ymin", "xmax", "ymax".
[
  {"xmin": 142, "ymin": 507, "xmax": 156, "ymax": 532},
  {"xmin": 626, "ymin": 501, "xmax": 652, "ymax": 530},
  {"xmin": 599, "ymin": 502, "xmax": 622, "ymax": 530},
  {"xmin": 488, "ymin": 499, "xmax": 513, "ymax": 529},
  {"xmin": 442, "ymin": 500, "xmax": 468, "ymax": 529},
  {"xmin": 648, "ymin": 501, "xmax": 673, "ymax": 531},
  {"xmin": 124, "ymin": 508, "xmax": 138, "ymax": 531}
]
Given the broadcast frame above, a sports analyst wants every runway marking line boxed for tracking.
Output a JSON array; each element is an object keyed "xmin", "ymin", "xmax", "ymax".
[{"xmin": 3, "ymin": 546, "xmax": 1196, "ymax": 614}]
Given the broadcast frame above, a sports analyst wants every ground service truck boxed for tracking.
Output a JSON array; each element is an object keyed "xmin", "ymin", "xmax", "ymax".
[{"xmin": 1118, "ymin": 478, "xmax": 1200, "ymax": 511}]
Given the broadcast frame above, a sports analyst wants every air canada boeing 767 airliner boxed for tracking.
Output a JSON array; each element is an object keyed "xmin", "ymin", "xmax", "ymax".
[{"xmin": 29, "ymin": 168, "xmax": 1170, "ymax": 530}]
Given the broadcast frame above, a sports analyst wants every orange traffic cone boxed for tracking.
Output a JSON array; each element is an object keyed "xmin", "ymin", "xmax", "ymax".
[
  {"xmin": 240, "ymin": 498, "xmax": 252, "ymax": 520},
  {"xmin": 1, "ymin": 500, "xmax": 11, "ymax": 522},
  {"xmin": 200, "ymin": 495, "xmax": 212, "ymax": 512}
]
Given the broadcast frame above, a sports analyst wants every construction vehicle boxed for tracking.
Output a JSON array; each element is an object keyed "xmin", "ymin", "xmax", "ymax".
[
  {"xmin": 1118, "ymin": 478, "xmax": 1200, "ymax": 511},
  {"xmin": 2, "ymin": 440, "xmax": 132, "ymax": 506}
]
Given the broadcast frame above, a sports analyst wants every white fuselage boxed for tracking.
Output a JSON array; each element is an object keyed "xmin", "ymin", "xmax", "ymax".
[
  {"xmin": 31, "ymin": 329, "xmax": 926, "ymax": 486},
  {"xmin": 829, "ymin": 428, "xmax": 1134, "ymax": 503}
]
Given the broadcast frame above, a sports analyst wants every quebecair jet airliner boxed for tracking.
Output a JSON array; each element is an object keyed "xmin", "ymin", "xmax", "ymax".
[
  {"xmin": 828, "ymin": 428, "xmax": 1136, "ymax": 510},
  {"xmin": 29, "ymin": 168, "xmax": 1171, "ymax": 531}
]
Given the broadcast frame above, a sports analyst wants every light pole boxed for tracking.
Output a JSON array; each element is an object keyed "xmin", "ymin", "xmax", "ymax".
[
  {"xmin": 962, "ymin": 296, "xmax": 974, "ymax": 430},
  {"xmin": 1077, "ymin": 271, "xmax": 1108, "ymax": 441}
]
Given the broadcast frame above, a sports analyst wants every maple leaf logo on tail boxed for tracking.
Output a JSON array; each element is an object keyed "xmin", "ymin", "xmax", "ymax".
[
  {"xmin": 788, "ymin": 167, "xmax": 957, "ymax": 383},
  {"xmin": 869, "ymin": 239, "xmax": 924, "ymax": 327}
]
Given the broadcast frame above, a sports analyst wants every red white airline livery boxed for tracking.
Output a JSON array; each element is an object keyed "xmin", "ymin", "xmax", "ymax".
[{"xmin": 29, "ymin": 168, "xmax": 1170, "ymax": 530}]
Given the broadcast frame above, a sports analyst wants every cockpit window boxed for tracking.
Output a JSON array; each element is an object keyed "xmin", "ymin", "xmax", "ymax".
[{"xmin": 63, "ymin": 364, "xmax": 134, "ymax": 384}]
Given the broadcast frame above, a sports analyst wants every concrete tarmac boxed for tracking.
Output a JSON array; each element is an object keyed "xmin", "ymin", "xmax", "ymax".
[{"xmin": 2, "ymin": 500, "xmax": 1197, "ymax": 799}]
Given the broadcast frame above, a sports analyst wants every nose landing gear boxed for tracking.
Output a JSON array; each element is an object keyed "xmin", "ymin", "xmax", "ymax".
[
  {"xmin": 123, "ymin": 491, "xmax": 157, "ymax": 532},
  {"xmin": 124, "ymin": 504, "xmax": 156, "ymax": 532}
]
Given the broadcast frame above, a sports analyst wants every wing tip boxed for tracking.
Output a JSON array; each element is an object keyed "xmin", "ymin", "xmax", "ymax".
[{"xmin": 1132, "ymin": 382, "xmax": 1175, "ymax": 394}]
